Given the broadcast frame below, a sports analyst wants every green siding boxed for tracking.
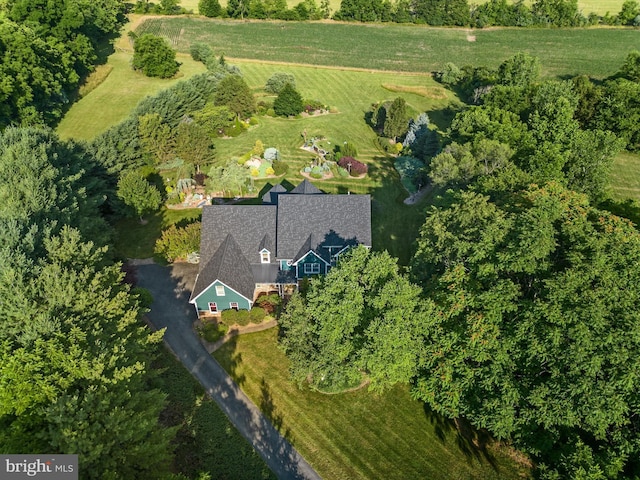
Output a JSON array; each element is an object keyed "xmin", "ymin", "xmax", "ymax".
[
  {"xmin": 296, "ymin": 252, "xmax": 327, "ymax": 279},
  {"xmin": 280, "ymin": 259, "xmax": 292, "ymax": 271},
  {"xmin": 194, "ymin": 280, "xmax": 252, "ymax": 312}
]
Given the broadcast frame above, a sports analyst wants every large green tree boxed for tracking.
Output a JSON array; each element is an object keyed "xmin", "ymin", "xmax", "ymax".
[
  {"xmin": 411, "ymin": 183, "xmax": 640, "ymax": 478},
  {"xmin": 132, "ymin": 33, "xmax": 179, "ymax": 79},
  {"xmin": 117, "ymin": 170, "xmax": 162, "ymax": 221},
  {"xmin": 279, "ymin": 247, "xmax": 430, "ymax": 392},
  {"xmin": 383, "ymin": 97, "xmax": 409, "ymax": 142},
  {"xmin": 213, "ymin": 74, "xmax": 256, "ymax": 118}
]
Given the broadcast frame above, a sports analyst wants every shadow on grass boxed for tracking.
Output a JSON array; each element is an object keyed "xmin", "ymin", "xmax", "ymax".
[
  {"xmin": 423, "ymin": 404, "xmax": 499, "ymax": 471},
  {"xmin": 214, "ymin": 338, "xmax": 309, "ymax": 479}
]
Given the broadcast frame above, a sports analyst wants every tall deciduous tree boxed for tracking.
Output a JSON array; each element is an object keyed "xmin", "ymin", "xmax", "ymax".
[
  {"xmin": 411, "ymin": 183, "xmax": 640, "ymax": 478},
  {"xmin": 175, "ymin": 121, "xmax": 215, "ymax": 173},
  {"xmin": 117, "ymin": 170, "xmax": 162, "ymax": 222},
  {"xmin": 279, "ymin": 247, "xmax": 430, "ymax": 392},
  {"xmin": 132, "ymin": 33, "xmax": 179, "ymax": 79}
]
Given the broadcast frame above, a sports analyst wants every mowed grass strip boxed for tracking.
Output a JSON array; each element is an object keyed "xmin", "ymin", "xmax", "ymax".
[
  {"xmin": 213, "ymin": 328, "xmax": 531, "ymax": 480},
  {"xmin": 136, "ymin": 17, "xmax": 640, "ymax": 78},
  {"xmin": 611, "ymin": 151, "xmax": 640, "ymax": 202}
]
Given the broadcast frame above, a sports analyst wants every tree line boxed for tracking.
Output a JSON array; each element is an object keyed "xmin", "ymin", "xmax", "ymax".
[
  {"xmin": 278, "ymin": 52, "xmax": 640, "ymax": 479},
  {"xmin": 195, "ymin": 0, "xmax": 640, "ymax": 27},
  {"xmin": 0, "ymin": 0, "xmax": 127, "ymax": 129}
]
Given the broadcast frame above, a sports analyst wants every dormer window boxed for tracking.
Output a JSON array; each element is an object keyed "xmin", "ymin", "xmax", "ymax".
[{"xmin": 260, "ymin": 248, "xmax": 270, "ymax": 264}]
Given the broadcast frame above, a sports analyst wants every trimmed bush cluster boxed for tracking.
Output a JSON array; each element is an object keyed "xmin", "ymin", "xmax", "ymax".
[
  {"xmin": 338, "ymin": 156, "xmax": 368, "ymax": 176},
  {"xmin": 255, "ymin": 294, "xmax": 282, "ymax": 315},
  {"xmin": 154, "ymin": 222, "xmax": 201, "ymax": 262},
  {"xmin": 220, "ymin": 306, "xmax": 267, "ymax": 326}
]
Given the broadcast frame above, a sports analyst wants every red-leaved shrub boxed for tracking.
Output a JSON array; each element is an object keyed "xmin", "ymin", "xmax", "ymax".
[{"xmin": 338, "ymin": 156, "xmax": 368, "ymax": 176}]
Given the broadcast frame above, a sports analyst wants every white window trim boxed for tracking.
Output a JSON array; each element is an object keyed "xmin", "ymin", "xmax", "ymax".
[
  {"xmin": 304, "ymin": 263, "xmax": 321, "ymax": 274},
  {"xmin": 208, "ymin": 302, "xmax": 218, "ymax": 313},
  {"xmin": 229, "ymin": 302, "xmax": 239, "ymax": 310},
  {"xmin": 216, "ymin": 285, "xmax": 225, "ymax": 296},
  {"xmin": 260, "ymin": 249, "xmax": 270, "ymax": 264}
]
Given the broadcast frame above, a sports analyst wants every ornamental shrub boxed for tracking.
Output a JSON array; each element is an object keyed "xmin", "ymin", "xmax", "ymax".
[
  {"xmin": 272, "ymin": 160, "xmax": 288, "ymax": 175},
  {"xmin": 265, "ymin": 72, "xmax": 296, "ymax": 94},
  {"xmin": 338, "ymin": 156, "xmax": 368, "ymax": 176},
  {"xmin": 201, "ymin": 322, "xmax": 227, "ymax": 342},
  {"xmin": 249, "ymin": 306, "xmax": 266, "ymax": 323},
  {"xmin": 154, "ymin": 222, "xmax": 201, "ymax": 262},
  {"xmin": 255, "ymin": 294, "xmax": 282, "ymax": 314}
]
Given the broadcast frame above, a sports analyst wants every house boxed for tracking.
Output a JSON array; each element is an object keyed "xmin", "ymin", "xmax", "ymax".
[{"xmin": 189, "ymin": 180, "xmax": 371, "ymax": 316}]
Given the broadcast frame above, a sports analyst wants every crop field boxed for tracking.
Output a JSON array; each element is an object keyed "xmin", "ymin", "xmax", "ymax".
[
  {"xmin": 611, "ymin": 151, "xmax": 640, "ymax": 202},
  {"xmin": 135, "ymin": 17, "xmax": 640, "ymax": 79},
  {"xmin": 214, "ymin": 328, "xmax": 531, "ymax": 480}
]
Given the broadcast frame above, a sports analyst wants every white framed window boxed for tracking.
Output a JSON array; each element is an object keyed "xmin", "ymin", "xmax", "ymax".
[
  {"xmin": 304, "ymin": 263, "xmax": 321, "ymax": 274},
  {"xmin": 261, "ymin": 250, "xmax": 270, "ymax": 264},
  {"xmin": 215, "ymin": 285, "xmax": 225, "ymax": 296},
  {"xmin": 229, "ymin": 302, "xmax": 239, "ymax": 310},
  {"xmin": 208, "ymin": 302, "xmax": 218, "ymax": 313}
]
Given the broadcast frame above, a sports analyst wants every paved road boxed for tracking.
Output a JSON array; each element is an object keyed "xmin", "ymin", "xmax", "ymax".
[{"xmin": 136, "ymin": 262, "xmax": 322, "ymax": 480}]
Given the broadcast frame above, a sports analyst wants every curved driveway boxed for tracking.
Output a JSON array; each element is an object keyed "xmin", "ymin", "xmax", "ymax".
[{"xmin": 136, "ymin": 262, "xmax": 321, "ymax": 480}]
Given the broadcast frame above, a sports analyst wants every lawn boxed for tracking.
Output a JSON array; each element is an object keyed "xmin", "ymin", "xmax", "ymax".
[
  {"xmin": 213, "ymin": 328, "xmax": 531, "ymax": 480},
  {"xmin": 113, "ymin": 207, "xmax": 201, "ymax": 259},
  {"xmin": 611, "ymin": 151, "xmax": 640, "ymax": 202},
  {"xmin": 135, "ymin": 17, "xmax": 640, "ymax": 79},
  {"xmin": 154, "ymin": 345, "xmax": 275, "ymax": 479}
]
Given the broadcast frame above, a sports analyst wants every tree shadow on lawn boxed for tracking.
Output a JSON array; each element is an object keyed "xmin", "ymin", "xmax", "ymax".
[
  {"xmin": 214, "ymin": 337, "xmax": 306, "ymax": 479},
  {"xmin": 423, "ymin": 403, "xmax": 499, "ymax": 471}
]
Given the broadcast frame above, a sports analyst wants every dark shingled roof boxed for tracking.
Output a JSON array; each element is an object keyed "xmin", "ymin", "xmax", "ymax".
[
  {"xmin": 251, "ymin": 264, "xmax": 296, "ymax": 284},
  {"xmin": 199, "ymin": 205, "xmax": 277, "ymax": 266},
  {"xmin": 262, "ymin": 184, "xmax": 288, "ymax": 205},
  {"xmin": 289, "ymin": 179, "xmax": 323, "ymax": 195},
  {"xmin": 276, "ymin": 194, "xmax": 371, "ymax": 259},
  {"xmin": 190, "ymin": 234, "xmax": 255, "ymax": 302}
]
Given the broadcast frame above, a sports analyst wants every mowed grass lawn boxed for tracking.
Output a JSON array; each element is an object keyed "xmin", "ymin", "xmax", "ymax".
[
  {"xmin": 136, "ymin": 17, "xmax": 640, "ymax": 78},
  {"xmin": 611, "ymin": 151, "xmax": 640, "ymax": 202},
  {"xmin": 214, "ymin": 328, "xmax": 531, "ymax": 480}
]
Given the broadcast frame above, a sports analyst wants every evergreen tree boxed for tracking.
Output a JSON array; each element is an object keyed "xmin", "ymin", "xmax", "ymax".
[
  {"xmin": 383, "ymin": 97, "xmax": 409, "ymax": 142},
  {"xmin": 213, "ymin": 75, "xmax": 256, "ymax": 118},
  {"xmin": 117, "ymin": 170, "xmax": 162, "ymax": 222},
  {"xmin": 273, "ymin": 83, "xmax": 304, "ymax": 117}
]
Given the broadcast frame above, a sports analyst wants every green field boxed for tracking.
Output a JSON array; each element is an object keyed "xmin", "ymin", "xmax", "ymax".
[
  {"xmin": 611, "ymin": 151, "xmax": 640, "ymax": 202},
  {"xmin": 213, "ymin": 328, "xmax": 531, "ymax": 480},
  {"xmin": 135, "ymin": 17, "xmax": 639, "ymax": 78}
]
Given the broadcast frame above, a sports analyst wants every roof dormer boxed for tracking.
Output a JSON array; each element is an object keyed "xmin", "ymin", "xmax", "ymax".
[{"xmin": 260, "ymin": 248, "xmax": 271, "ymax": 264}]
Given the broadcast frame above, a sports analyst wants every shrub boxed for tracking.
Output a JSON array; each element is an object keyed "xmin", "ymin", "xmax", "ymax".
[
  {"xmin": 201, "ymin": 322, "xmax": 228, "ymax": 342},
  {"xmin": 249, "ymin": 306, "xmax": 266, "ymax": 323},
  {"xmin": 272, "ymin": 160, "xmax": 288, "ymax": 175},
  {"xmin": 266, "ymin": 108, "xmax": 276, "ymax": 117},
  {"xmin": 337, "ymin": 166, "xmax": 349, "ymax": 178},
  {"xmin": 310, "ymin": 172, "xmax": 323, "ymax": 179},
  {"xmin": 265, "ymin": 72, "xmax": 296, "ymax": 94},
  {"xmin": 194, "ymin": 172, "xmax": 207, "ymax": 185},
  {"xmin": 338, "ymin": 156, "xmax": 368, "ymax": 176},
  {"xmin": 154, "ymin": 222, "xmax": 201, "ymax": 262},
  {"xmin": 340, "ymin": 142, "xmax": 358, "ymax": 158},
  {"xmin": 250, "ymin": 168, "xmax": 259, "ymax": 176},
  {"xmin": 437, "ymin": 62, "xmax": 463, "ymax": 85},
  {"xmin": 249, "ymin": 116, "xmax": 259, "ymax": 125},
  {"xmin": 265, "ymin": 166, "xmax": 275, "ymax": 175},
  {"xmin": 264, "ymin": 147, "xmax": 281, "ymax": 161},
  {"xmin": 190, "ymin": 43, "xmax": 215, "ymax": 63},
  {"xmin": 221, "ymin": 308, "xmax": 250, "ymax": 326},
  {"xmin": 255, "ymin": 294, "xmax": 282, "ymax": 314}
]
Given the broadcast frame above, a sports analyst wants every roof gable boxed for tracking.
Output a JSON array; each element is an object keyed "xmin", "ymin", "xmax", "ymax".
[
  {"xmin": 262, "ymin": 183, "xmax": 288, "ymax": 205},
  {"xmin": 191, "ymin": 234, "xmax": 255, "ymax": 302},
  {"xmin": 289, "ymin": 179, "xmax": 322, "ymax": 195},
  {"xmin": 275, "ymin": 194, "xmax": 371, "ymax": 259}
]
